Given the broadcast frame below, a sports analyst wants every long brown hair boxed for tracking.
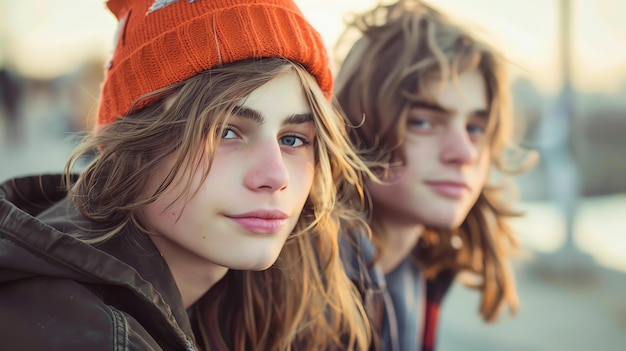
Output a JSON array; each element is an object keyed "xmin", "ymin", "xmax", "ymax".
[
  {"xmin": 65, "ymin": 58, "xmax": 372, "ymax": 350},
  {"xmin": 334, "ymin": 0, "xmax": 536, "ymax": 322}
]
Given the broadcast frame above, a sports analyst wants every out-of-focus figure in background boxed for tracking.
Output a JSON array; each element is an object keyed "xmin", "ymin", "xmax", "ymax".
[{"xmin": 335, "ymin": 1, "xmax": 536, "ymax": 350}]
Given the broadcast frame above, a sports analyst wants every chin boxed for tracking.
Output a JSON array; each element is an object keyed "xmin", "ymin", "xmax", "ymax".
[
  {"xmin": 422, "ymin": 213, "xmax": 466, "ymax": 231},
  {"xmin": 229, "ymin": 254, "xmax": 280, "ymax": 271},
  {"xmin": 245, "ymin": 261, "xmax": 276, "ymax": 271}
]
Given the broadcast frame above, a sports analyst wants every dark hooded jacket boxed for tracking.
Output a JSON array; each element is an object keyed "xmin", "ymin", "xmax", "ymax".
[{"xmin": 0, "ymin": 174, "xmax": 199, "ymax": 351}]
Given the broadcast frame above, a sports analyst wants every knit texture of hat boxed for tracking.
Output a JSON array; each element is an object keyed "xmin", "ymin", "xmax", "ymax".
[{"xmin": 98, "ymin": 0, "xmax": 332, "ymax": 128}]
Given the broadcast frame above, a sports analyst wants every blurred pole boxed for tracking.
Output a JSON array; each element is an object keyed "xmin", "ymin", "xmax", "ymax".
[
  {"xmin": 534, "ymin": 0, "xmax": 597, "ymax": 281},
  {"xmin": 556, "ymin": 0, "xmax": 577, "ymax": 252},
  {"xmin": 539, "ymin": 0, "xmax": 579, "ymax": 252}
]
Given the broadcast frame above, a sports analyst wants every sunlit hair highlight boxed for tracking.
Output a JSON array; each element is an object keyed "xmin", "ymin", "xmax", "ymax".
[
  {"xmin": 65, "ymin": 58, "xmax": 372, "ymax": 350},
  {"xmin": 334, "ymin": 0, "xmax": 537, "ymax": 322}
]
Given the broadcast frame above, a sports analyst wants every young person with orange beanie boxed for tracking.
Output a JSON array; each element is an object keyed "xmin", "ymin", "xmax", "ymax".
[
  {"xmin": 0, "ymin": 1, "xmax": 373, "ymax": 350},
  {"xmin": 336, "ymin": 1, "xmax": 536, "ymax": 350}
]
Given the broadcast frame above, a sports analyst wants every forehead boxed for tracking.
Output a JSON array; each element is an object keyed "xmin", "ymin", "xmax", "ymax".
[
  {"xmin": 239, "ymin": 70, "xmax": 312, "ymax": 118},
  {"xmin": 421, "ymin": 69, "xmax": 488, "ymax": 112}
]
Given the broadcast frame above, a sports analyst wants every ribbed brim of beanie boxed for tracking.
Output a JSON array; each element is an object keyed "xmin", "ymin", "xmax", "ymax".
[{"xmin": 97, "ymin": 0, "xmax": 332, "ymax": 128}]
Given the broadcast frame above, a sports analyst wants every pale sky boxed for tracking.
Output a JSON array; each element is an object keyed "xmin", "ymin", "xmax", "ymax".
[{"xmin": 1, "ymin": 0, "xmax": 625, "ymax": 94}]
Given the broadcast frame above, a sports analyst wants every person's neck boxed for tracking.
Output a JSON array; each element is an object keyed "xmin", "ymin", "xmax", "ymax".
[
  {"xmin": 373, "ymin": 217, "xmax": 425, "ymax": 274},
  {"xmin": 169, "ymin": 263, "xmax": 228, "ymax": 309},
  {"xmin": 149, "ymin": 236, "xmax": 228, "ymax": 309}
]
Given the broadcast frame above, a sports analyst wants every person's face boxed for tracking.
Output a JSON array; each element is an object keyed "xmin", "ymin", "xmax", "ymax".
[
  {"xmin": 367, "ymin": 69, "xmax": 491, "ymax": 229},
  {"xmin": 142, "ymin": 70, "xmax": 316, "ymax": 275}
]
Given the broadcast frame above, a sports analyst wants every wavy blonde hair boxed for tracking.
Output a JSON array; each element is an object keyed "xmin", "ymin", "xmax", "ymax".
[
  {"xmin": 65, "ymin": 58, "xmax": 372, "ymax": 350},
  {"xmin": 334, "ymin": 0, "xmax": 536, "ymax": 322}
]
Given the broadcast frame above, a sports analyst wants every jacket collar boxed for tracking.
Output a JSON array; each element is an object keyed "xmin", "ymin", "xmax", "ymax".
[{"xmin": 0, "ymin": 174, "xmax": 196, "ymax": 348}]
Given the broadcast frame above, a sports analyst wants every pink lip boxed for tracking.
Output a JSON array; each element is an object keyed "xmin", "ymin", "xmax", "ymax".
[
  {"xmin": 227, "ymin": 210, "xmax": 288, "ymax": 234},
  {"xmin": 426, "ymin": 181, "xmax": 469, "ymax": 199}
]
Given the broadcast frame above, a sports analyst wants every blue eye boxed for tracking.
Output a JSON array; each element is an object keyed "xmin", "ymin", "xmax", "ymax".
[
  {"xmin": 466, "ymin": 124, "xmax": 485, "ymax": 135},
  {"xmin": 221, "ymin": 128, "xmax": 238, "ymax": 139},
  {"xmin": 279, "ymin": 135, "xmax": 306, "ymax": 147},
  {"xmin": 407, "ymin": 118, "xmax": 432, "ymax": 129}
]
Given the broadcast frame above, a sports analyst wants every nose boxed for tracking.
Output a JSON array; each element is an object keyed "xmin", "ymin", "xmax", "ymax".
[
  {"xmin": 440, "ymin": 126, "xmax": 477, "ymax": 165},
  {"xmin": 244, "ymin": 140, "xmax": 289, "ymax": 191}
]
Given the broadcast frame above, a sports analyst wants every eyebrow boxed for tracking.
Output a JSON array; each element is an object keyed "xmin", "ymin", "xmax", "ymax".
[
  {"xmin": 232, "ymin": 106, "xmax": 314, "ymax": 125},
  {"xmin": 412, "ymin": 100, "xmax": 489, "ymax": 118}
]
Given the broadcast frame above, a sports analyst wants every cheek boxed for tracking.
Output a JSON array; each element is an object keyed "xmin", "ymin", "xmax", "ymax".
[
  {"xmin": 197, "ymin": 149, "xmax": 239, "ymax": 189},
  {"xmin": 204, "ymin": 158, "xmax": 232, "ymax": 184},
  {"xmin": 365, "ymin": 174, "xmax": 406, "ymax": 204},
  {"xmin": 146, "ymin": 154, "xmax": 216, "ymax": 224},
  {"xmin": 402, "ymin": 138, "xmax": 433, "ymax": 168},
  {"xmin": 141, "ymin": 160, "xmax": 173, "ymax": 201},
  {"xmin": 141, "ymin": 191, "xmax": 186, "ymax": 235},
  {"xmin": 293, "ymin": 158, "xmax": 315, "ymax": 193},
  {"xmin": 139, "ymin": 156, "xmax": 179, "ymax": 224},
  {"xmin": 474, "ymin": 151, "xmax": 492, "ymax": 187}
]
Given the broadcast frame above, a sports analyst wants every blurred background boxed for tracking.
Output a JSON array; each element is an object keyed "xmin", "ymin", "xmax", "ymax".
[{"xmin": 0, "ymin": 0, "xmax": 624, "ymax": 350}]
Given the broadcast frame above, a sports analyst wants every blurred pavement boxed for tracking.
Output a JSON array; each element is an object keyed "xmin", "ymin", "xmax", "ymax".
[{"xmin": 439, "ymin": 258, "xmax": 626, "ymax": 351}]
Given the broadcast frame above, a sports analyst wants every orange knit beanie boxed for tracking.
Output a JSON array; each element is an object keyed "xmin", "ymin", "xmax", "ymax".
[{"xmin": 97, "ymin": 0, "xmax": 332, "ymax": 128}]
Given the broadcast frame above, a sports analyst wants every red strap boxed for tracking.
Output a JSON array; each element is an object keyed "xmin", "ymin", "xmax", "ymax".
[
  {"xmin": 422, "ymin": 301, "xmax": 440, "ymax": 351},
  {"xmin": 421, "ymin": 269, "xmax": 455, "ymax": 351}
]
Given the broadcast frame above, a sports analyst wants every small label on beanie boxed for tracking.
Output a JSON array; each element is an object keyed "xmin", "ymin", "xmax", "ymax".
[{"xmin": 147, "ymin": 0, "xmax": 197, "ymax": 14}]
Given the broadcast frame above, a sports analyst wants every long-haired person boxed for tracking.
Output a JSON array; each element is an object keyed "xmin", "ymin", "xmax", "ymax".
[
  {"xmin": 0, "ymin": 0, "xmax": 373, "ymax": 350},
  {"xmin": 336, "ymin": 1, "xmax": 536, "ymax": 350}
]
